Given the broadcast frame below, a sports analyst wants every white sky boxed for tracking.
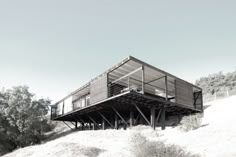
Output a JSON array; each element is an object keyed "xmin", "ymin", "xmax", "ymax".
[{"xmin": 0, "ymin": 0, "xmax": 235, "ymax": 103}]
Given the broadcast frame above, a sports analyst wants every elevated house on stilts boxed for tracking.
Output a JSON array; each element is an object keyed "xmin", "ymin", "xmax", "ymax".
[{"xmin": 51, "ymin": 56, "xmax": 203, "ymax": 130}]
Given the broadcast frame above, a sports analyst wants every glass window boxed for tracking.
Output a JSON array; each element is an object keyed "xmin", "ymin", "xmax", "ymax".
[
  {"xmin": 86, "ymin": 95, "xmax": 90, "ymax": 106},
  {"xmin": 81, "ymin": 98, "xmax": 85, "ymax": 108}
]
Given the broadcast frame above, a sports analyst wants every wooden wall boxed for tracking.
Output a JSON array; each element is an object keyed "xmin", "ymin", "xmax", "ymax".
[
  {"xmin": 90, "ymin": 74, "xmax": 108, "ymax": 104},
  {"xmin": 175, "ymin": 79, "xmax": 194, "ymax": 108}
]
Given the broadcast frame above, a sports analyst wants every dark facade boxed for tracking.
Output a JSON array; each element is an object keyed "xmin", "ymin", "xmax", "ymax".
[{"xmin": 51, "ymin": 56, "xmax": 203, "ymax": 130}]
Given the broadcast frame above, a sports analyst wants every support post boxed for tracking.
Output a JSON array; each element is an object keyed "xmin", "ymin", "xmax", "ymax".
[
  {"xmin": 92, "ymin": 123, "xmax": 95, "ymax": 130},
  {"xmin": 112, "ymin": 107, "xmax": 128, "ymax": 126},
  {"xmin": 135, "ymin": 114, "xmax": 140, "ymax": 125},
  {"xmin": 161, "ymin": 106, "xmax": 166, "ymax": 130},
  {"xmin": 97, "ymin": 111, "xmax": 114, "ymax": 128},
  {"xmin": 155, "ymin": 107, "xmax": 162, "ymax": 124},
  {"xmin": 88, "ymin": 115, "xmax": 99, "ymax": 129},
  {"xmin": 62, "ymin": 101, "xmax": 65, "ymax": 115},
  {"xmin": 115, "ymin": 114, "xmax": 118, "ymax": 129},
  {"xmin": 75, "ymin": 121, "xmax": 78, "ymax": 130},
  {"xmin": 165, "ymin": 75, "xmax": 168, "ymax": 101},
  {"xmin": 134, "ymin": 104, "xmax": 151, "ymax": 125},
  {"xmin": 81, "ymin": 122, "xmax": 84, "ymax": 130},
  {"xmin": 63, "ymin": 121, "xmax": 74, "ymax": 131},
  {"xmin": 161, "ymin": 75, "xmax": 168, "ymax": 130},
  {"xmin": 150, "ymin": 106, "xmax": 156, "ymax": 130},
  {"xmin": 75, "ymin": 115, "xmax": 85, "ymax": 125},
  {"xmin": 201, "ymin": 91, "xmax": 203, "ymax": 112},
  {"xmin": 130, "ymin": 111, "xmax": 134, "ymax": 127},
  {"xmin": 141, "ymin": 65, "xmax": 145, "ymax": 93},
  {"xmin": 102, "ymin": 118, "xmax": 105, "ymax": 130},
  {"xmin": 128, "ymin": 77, "xmax": 130, "ymax": 89}
]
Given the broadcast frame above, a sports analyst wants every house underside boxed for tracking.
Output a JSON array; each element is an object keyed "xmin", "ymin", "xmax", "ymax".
[{"xmin": 51, "ymin": 56, "xmax": 203, "ymax": 130}]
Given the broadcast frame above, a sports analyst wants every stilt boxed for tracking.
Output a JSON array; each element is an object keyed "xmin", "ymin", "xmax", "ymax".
[
  {"xmin": 178, "ymin": 114, "xmax": 181, "ymax": 123},
  {"xmin": 130, "ymin": 111, "xmax": 134, "ymax": 127},
  {"xmin": 75, "ymin": 121, "xmax": 78, "ymax": 130},
  {"xmin": 97, "ymin": 111, "xmax": 114, "ymax": 128},
  {"xmin": 102, "ymin": 118, "xmax": 105, "ymax": 130},
  {"xmin": 161, "ymin": 106, "xmax": 166, "ymax": 130},
  {"xmin": 134, "ymin": 114, "xmax": 140, "ymax": 125},
  {"xmin": 134, "ymin": 104, "xmax": 151, "ymax": 125},
  {"xmin": 115, "ymin": 114, "xmax": 118, "ymax": 129},
  {"xmin": 161, "ymin": 75, "xmax": 168, "ymax": 130},
  {"xmin": 81, "ymin": 122, "xmax": 84, "ymax": 130},
  {"xmin": 92, "ymin": 123, "xmax": 95, "ymax": 130},
  {"xmin": 150, "ymin": 106, "xmax": 156, "ymax": 130},
  {"xmin": 112, "ymin": 107, "xmax": 128, "ymax": 126},
  {"xmin": 123, "ymin": 123, "xmax": 127, "ymax": 130},
  {"xmin": 88, "ymin": 115, "xmax": 100, "ymax": 130}
]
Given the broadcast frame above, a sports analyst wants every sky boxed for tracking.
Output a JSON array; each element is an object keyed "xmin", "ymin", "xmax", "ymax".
[{"xmin": 0, "ymin": 0, "xmax": 236, "ymax": 103}]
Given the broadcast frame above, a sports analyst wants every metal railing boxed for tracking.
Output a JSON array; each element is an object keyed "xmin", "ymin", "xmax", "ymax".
[
  {"xmin": 108, "ymin": 76, "xmax": 143, "ymax": 97},
  {"xmin": 108, "ymin": 75, "xmax": 175, "ymax": 102}
]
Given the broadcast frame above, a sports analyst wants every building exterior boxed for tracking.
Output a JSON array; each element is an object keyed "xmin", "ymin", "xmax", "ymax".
[{"xmin": 51, "ymin": 56, "xmax": 203, "ymax": 130}]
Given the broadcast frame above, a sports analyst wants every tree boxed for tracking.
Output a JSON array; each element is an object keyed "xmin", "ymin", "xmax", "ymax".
[
  {"xmin": 0, "ymin": 86, "xmax": 52, "ymax": 154},
  {"xmin": 195, "ymin": 70, "xmax": 236, "ymax": 95}
]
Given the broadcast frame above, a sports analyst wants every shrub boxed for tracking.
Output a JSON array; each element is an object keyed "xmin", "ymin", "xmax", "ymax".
[
  {"xmin": 129, "ymin": 132, "xmax": 199, "ymax": 157},
  {"xmin": 179, "ymin": 113, "xmax": 202, "ymax": 132}
]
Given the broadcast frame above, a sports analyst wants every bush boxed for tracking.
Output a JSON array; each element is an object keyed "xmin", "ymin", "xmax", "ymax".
[
  {"xmin": 129, "ymin": 132, "xmax": 199, "ymax": 157},
  {"xmin": 179, "ymin": 113, "xmax": 202, "ymax": 132}
]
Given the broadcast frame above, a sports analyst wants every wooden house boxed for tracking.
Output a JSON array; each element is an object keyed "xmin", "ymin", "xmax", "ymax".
[{"xmin": 51, "ymin": 56, "xmax": 203, "ymax": 130}]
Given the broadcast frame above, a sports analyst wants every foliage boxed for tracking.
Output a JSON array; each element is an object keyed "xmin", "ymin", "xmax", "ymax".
[
  {"xmin": 130, "ymin": 132, "xmax": 199, "ymax": 157},
  {"xmin": 0, "ymin": 86, "xmax": 52, "ymax": 155},
  {"xmin": 179, "ymin": 113, "xmax": 202, "ymax": 132},
  {"xmin": 195, "ymin": 70, "xmax": 236, "ymax": 95}
]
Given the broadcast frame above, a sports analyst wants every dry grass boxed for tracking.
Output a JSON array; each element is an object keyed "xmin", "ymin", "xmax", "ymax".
[
  {"xmin": 179, "ymin": 113, "xmax": 203, "ymax": 132},
  {"xmin": 3, "ymin": 96, "xmax": 236, "ymax": 157},
  {"xmin": 3, "ymin": 127, "xmax": 199, "ymax": 157},
  {"xmin": 160, "ymin": 95, "xmax": 236, "ymax": 157},
  {"xmin": 129, "ymin": 132, "xmax": 199, "ymax": 157}
]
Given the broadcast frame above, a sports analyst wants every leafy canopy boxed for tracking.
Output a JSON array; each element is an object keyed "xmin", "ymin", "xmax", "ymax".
[
  {"xmin": 0, "ymin": 86, "xmax": 52, "ymax": 155},
  {"xmin": 195, "ymin": 70, "xmax": 236, "ymax": 95}
]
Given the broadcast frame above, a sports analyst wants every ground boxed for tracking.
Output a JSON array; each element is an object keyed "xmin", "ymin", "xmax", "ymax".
[
  {"xmin": 160, "ymin": 95, "xmax": 236, "ymax": 157},
  {"xmin": 3, "ymin": 96, "xmax": 236, "ymax": 157}
]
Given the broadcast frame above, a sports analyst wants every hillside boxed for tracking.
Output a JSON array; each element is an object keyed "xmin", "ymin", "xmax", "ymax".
[
  {"xmin": 3, "ymin": 96, "xmax": 236, "ymax": 157},
  {"xmin": 160, "ymin": 95, "xmax": 236, "ymax": 157}
]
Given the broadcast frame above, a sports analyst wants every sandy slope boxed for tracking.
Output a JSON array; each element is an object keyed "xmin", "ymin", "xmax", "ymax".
[
  {"xmin": 3, "ymin": 128, "xmax": 145, "ymax": 157},
  {"xmin": 3, "ymin": 96, "xmax": 236, "ymax": 157},
  {"xmin": 160, "ymin": 95, "xmax": 236, "ymax": 157}
]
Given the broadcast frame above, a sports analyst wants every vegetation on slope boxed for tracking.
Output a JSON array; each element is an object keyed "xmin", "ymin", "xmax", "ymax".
[
  {"xmin": 130, "ymin": 132, "xmax": 199, "ymax": 157},
  {"xmin": 179, "ymin": 113, "xmax": 202, "ymax": 132},
  {"xmin": 195, "ymin": 70, "xmax": 236, "ymax": 95},
  {"xmin": 0, "ymin": 86, "xmax": 53, "ymax": 155},
  {"xmin": 2, "ymin": 126, "xmax": 200, "ymax": 157}
]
